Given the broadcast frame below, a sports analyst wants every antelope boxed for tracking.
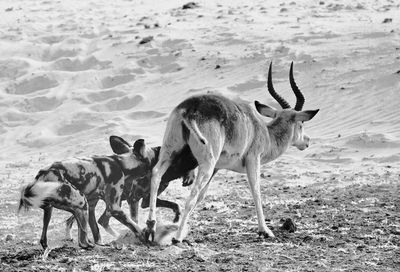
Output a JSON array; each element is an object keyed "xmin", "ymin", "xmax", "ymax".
[{"xmin": 142, "ymin": 62, "xmax": 319, "ymax": 243}]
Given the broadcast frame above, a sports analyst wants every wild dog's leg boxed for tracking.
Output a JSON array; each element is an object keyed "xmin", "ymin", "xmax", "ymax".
[
  {"xmin": 52, "ymin": 184, "xmax": 94, "ymax": 249},
  {"xmin": 104, "ymin": 180, "xmax": 142, "ymax": 239},
  {"xmin": 144, "ymin": 159, "xmax": 172, "ymax": 241},
  {"xmin": 173, "ymin": 160, "xmax": 216, "ymax": 243},
  {"xmin": 40, "ymin": 206, "xmax": 53, "ymax": 250},
  {"xmin": 87, "ymin": 198, "xmax": 102, "ymax": 245},
  {"xmin": 65, "ymin": 215, "xmax": 74, "ymax": 240},
  {"xmin": 128, "ymin": 199, "xmax": 139, "ymax": 223},
  {"xmin": 182, "ymin": 169, "xmax": 196, "ymax": 187},
  {"xmin": 72, "ymin": 207, "xmax": 94, "ymax": 249},
  {"xmin": 245, "ymin": 155, "xmax": 275, "ymax": 238},
  {"xmin": 142, "ymin": 197, "xmax": 181, "ymax": 223},
  {"xmin": 98, "ymin": 210, "xmax": 118, "ymax": 237}
]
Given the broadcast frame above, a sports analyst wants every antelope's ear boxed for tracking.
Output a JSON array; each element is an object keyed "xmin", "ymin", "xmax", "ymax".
[
  {"xmin": 254, "ymin": 101, "xmax": 277, "ymax": 118},
  {"xmin": 110, "ymin": 135, "xmax": 131, "ymax": 154},
  {"xmin": 294, "ymin": 109, "xmax": 319, "ymax": 122}
]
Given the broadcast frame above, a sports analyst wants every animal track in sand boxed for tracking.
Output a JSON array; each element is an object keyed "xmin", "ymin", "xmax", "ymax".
[
  {"xmin": 101, "ymin": 74, "xmax": 135, "ymax": 89},
  {"xmin": 228, "ymin": 78, "xmax": 266, "ymax": 93},
  {"xmin": 0, "ymin": 59, "xmax": 30, "ymax": 79},
  {"xmin": 51, "ymin": 56, "xmax": 111, "ymax": 71},
  {"xmin": 127, "ymin": 110, "xmax": 166, "ymax": 120},
  {"xmin": 90, "ymin": 95, "xmax": 143, "ymax": 112},
  {"xmin": 57, "ymin": 121, "xmax": 96, "ymax": 136},
  {"xmin": 39, "ymin": 35, "xmax": 68, "ymax": 45},
  {"xmin": 5, "ymin": 75, "xmax": 59, "ymax": 95},
  {"xmin": 41, "ymin": 48, "xmax": 79, "ymax": 62},
  {"xmin": 344, "ymin": 133, "xmax": 400, "ymax": 149},
  {"xmin": 86, "ymin": 89, "xmax": 127, "ymax": 102},
  {"xmin": 161, "ymin": 39, "xmax": 193, "ymax": 50},
  {"xmin": 16, "ymin": 96, "xmax": 62, "ymax": 113}
]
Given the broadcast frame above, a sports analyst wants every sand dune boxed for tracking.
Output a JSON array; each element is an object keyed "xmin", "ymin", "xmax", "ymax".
[{"xmin": 0, "ymin": 0, "xmax": 399, "ymax": 262}]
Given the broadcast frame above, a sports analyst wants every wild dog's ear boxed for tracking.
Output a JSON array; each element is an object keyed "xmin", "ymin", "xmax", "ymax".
[
  {"xmin": 110, "ymin": 135, "xmax": 131, "ymax": 154},
  {"xmin": 133, "ymin": 139, "xmax": 154, "ymax": 160},
  {"xmin": 255, "ymin": 101, "xmax": 277, "ymax": 118},
  {"xmin": 294, "ymin": 109, "xmax": 319, "ymax": 122}
]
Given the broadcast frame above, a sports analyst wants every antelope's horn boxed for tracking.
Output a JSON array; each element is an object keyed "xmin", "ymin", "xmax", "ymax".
[
  {"xmin": 289, "ymin": 62, "xmax": 305, "ymax": 111},
  {"xmin": 267, "ymin": 62, "xmax": 291, "ymax": 109}
]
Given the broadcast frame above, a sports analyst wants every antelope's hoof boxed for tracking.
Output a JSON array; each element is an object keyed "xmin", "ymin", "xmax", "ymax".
[{"xmin": 143, "ymin": 220, "xmax": 156, "ymax": 243}]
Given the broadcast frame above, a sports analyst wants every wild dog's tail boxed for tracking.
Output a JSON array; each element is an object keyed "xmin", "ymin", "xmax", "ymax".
[
  {"xmin": 18, "ymin": 179, "xmax": 62, "ymax": 212},
  {"xmin": 181, "ymin": 118, "xmax": 207, "ymax": 145}
]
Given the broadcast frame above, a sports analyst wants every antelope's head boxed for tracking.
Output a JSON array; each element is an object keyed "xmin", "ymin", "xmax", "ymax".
[{"xmin": 255, "ymin": 62, "xmax": 319, "ymax": 151}]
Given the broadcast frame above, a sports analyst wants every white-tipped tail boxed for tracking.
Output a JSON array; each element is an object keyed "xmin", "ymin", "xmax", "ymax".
[
  {"xmin": 182, "ymin": 118, "xmax": 208, "ymax": 145},
  {"xmin": 19, "ymin": 180, "xmax": 62, "ymax": 212}
]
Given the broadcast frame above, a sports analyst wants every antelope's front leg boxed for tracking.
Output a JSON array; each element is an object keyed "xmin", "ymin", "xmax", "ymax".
[
  {"xmin": 143, "ymin": 168, "xmax": 162, "ymax": 242},
  {"xmin": 143, "ymin": 159, "xmax": 172, "ymax": 243},
  {"xmin": 245, "ymin": 155, "xmax": 275, "ymax": 238}
]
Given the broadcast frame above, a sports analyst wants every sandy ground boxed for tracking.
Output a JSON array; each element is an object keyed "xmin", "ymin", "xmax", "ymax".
[{"xmin": 0, "ymin": 0, "xmax": 399, "ymax": 271}]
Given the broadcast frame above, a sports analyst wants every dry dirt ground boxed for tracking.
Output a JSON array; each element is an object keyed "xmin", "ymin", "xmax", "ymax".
[{"xmin": 1, "ymin": 160, "xmax": 399, "ymax": 272}]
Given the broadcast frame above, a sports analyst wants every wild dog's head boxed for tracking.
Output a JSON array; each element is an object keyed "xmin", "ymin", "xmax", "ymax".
[
  {"xmin": 109, "ymin": 136, "xmax": 157, "ymax": 176},
  {"xmin": 255, "ymin": 62, "xmax": 319, "ymax": 150}
]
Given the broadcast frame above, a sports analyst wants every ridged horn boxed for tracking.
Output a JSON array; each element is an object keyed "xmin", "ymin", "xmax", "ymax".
[
  {"xmin": 289, "ymin": 62, "xmax": 305, "ymax": 111},
  {"xmin": 267, "ymin": 62, "xmax": 291, "ymax": 109}
]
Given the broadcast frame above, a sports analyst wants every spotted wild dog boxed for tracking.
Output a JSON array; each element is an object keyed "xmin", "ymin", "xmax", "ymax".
[
  {"xmin": 64, "ymin": 136, "xmax": 197, "ymax": 240},
  {"xmin": 19, "ymin": 136, "xmax": 197, "ymax": 249},
  {"xmin": 143, "ymin": 62, "xmax": 319, "ymax": 243}
]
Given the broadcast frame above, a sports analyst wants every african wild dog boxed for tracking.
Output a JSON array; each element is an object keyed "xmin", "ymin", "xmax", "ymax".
[
  {"xmin": 19, "ymin": 136, "xmax": 197, "ymax": 249},
  {"xmin": 143, "ymin": 62, "xmax": 319, "ymax": 243},
  {"xmin": 64, "ymin": 136, "xmax": 198, "ymax": 240}
]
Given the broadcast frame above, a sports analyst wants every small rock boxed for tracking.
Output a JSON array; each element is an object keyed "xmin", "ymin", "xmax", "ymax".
[
  {"xmin": 138, "ymin": 36, "xmax": 153, "ymax": 45},
  {"xmin": 382, "ymin": 18, "xmax": 392, "ymax": 24},
  {"xmin": 182, "ymin": 2, "xmax": 199, "ymax": 9},
  {"xmin": 280, "ymin": 218, "xmax": 297, "ymax": 233},
  {"xmin": 5, "ymin": 234, "xmax": 14, "ymax": 241},
  {"xmin": 215, "ymin": 64, "xmax": 221, "ymax": 69}
]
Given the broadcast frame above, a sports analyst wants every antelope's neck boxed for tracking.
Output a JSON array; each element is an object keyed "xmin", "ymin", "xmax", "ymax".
[{"xmin": 261, "ymin": 118, "xmax": 294, "ymax": 163}]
